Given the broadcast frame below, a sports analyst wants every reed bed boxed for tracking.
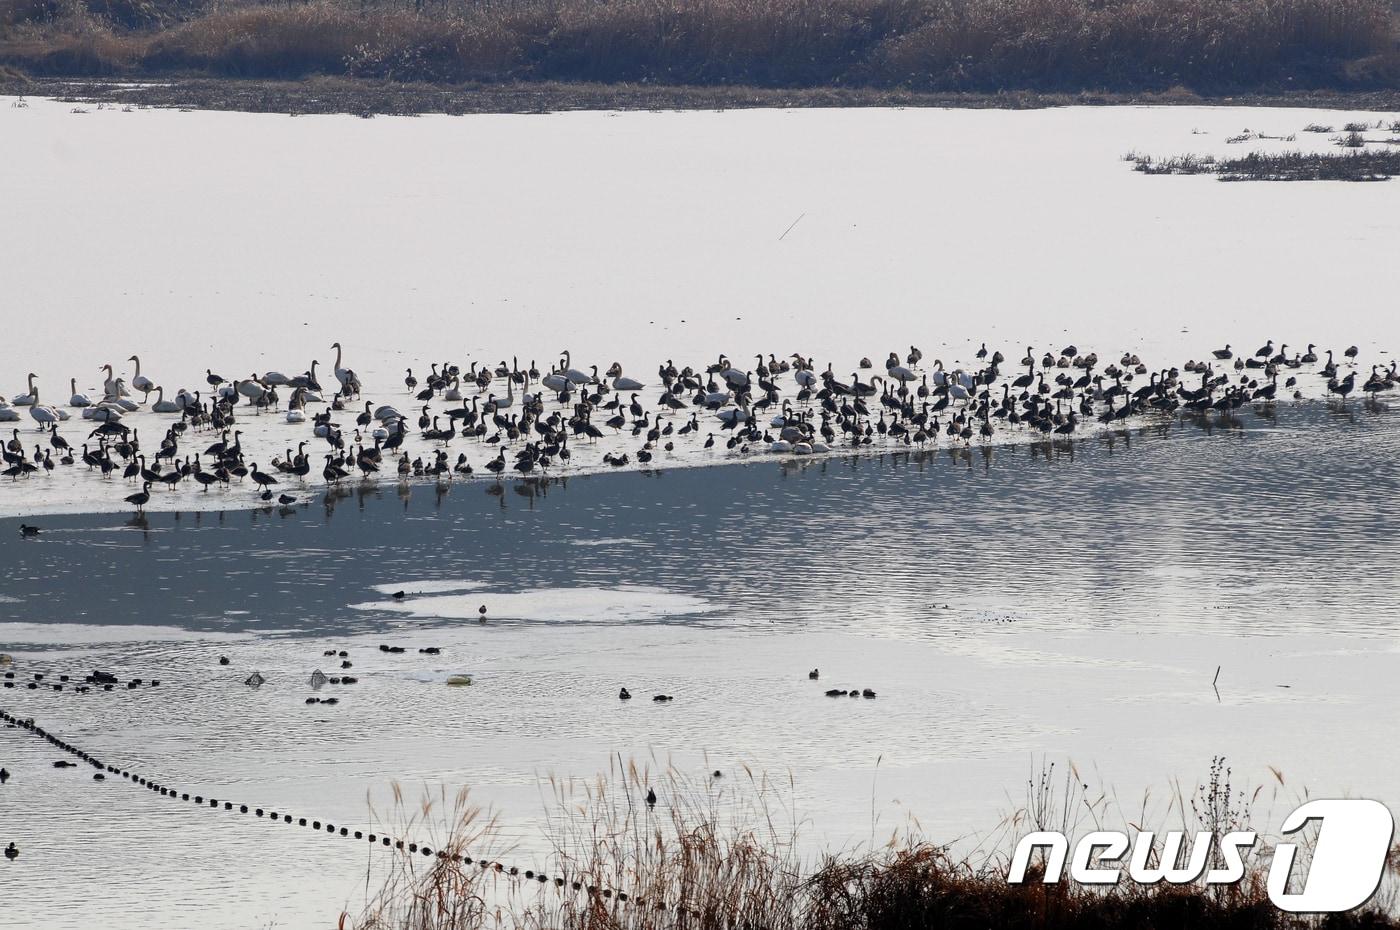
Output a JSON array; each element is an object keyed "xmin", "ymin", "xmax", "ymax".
[
  {"xmin": 345, "ymin": 756, "xmax": 1400, "ymax": 930},
  {"xmin": 2, "ymin": 0, "xmax": 1395, "ymax": 91},
  {"xmin": 1128, "ymin": 149, "xmax": 1400, "ymax": 180}
]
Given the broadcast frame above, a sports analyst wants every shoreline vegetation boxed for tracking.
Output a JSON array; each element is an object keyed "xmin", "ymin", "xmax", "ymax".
[
  {"xmin": 3, "ymin": 0, "xmax": 1400, "ymax": 115},
  {"xmin": 351, "ymin": 758, "xmax": 1400, "ymax": 930}
]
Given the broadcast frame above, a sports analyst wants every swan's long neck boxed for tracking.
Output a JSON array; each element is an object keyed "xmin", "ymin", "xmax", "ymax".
[
  {"xmin": 132, "ymin": 357, "xmax": 142, "ymax": 377},
  {"xmin": 562, "ymin": 350, "xmax": 571, "ymax": 369},
  {"xmin": 334, "ymin": 345, "xmax": 343, "ymax": 369}
]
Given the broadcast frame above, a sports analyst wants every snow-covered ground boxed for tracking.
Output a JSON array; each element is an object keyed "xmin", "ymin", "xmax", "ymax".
[{"xmin": 1, "ymin": 96, "xmax": 1398, "ymax": 516}]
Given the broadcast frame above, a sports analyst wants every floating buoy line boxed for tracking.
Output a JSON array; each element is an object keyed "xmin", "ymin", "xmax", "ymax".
[{"xmin": 0, "ymin": 707, "xmax": 684, "ymax": 912}]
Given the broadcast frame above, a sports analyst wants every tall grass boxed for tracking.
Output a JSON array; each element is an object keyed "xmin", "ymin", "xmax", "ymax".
[
  {"xmin": 344, "ymin": 756, "xmax": 1400, "ymax": 930},
  {"xmin": 2, "ymin": 0, "xmax": 1394, "ymax": 90}
]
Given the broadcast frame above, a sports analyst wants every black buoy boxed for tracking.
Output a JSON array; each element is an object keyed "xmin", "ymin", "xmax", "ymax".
[
  {"xmin": 619, "ymin": 687, "xmax": 631, "ymax": 700},
  {"xmin": 4, "ymin": 842, "xmax": 17, "ymax": 861},
  {"xmin": 218, "ymin": 656, "xmax": 230, "ymax": 666}
]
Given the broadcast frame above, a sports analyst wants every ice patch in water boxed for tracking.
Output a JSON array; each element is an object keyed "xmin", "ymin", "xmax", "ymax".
[
  {"xmin": 371, "ymin": 579, "xmax": 489, "ymax": 595},
  {"xmin": 352, "ymin": 585, "xmax": 714, "ymax": 623},
  {"xmin": 568, "ymin": 537, "xmax": 641, "ymax": 547}
]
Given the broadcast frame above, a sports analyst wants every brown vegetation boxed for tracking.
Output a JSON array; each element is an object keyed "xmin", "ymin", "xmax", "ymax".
[
  {"xmin": 345, "ymin": 757, "xmax": 1400, "ymax": 930},
  {"xmin": 2, "ymin": 0, "xmax": 1397, "ymax": 93}
]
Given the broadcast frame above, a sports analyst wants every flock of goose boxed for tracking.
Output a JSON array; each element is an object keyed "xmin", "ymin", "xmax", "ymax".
[{"xmin": 0, "ymin": 339, "xmax": 1391, "ymax": 514}]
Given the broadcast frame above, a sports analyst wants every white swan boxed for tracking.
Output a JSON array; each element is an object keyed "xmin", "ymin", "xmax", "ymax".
[
  {"xmin": 286, "ymin": 409, "xmax": 306, "ymax": 424},
  {"xmin": 0, "ymin": 404, "xmax": 18, "ymax": 422},
  {"xmin": 11, "ymin": 373, "xmax": 37, "ymax": 406},
  {"xmin": 331, "ymin": 342, "xmax": 352, "ymax": 391},
  {"xmin": 128, "ymin": 356, "xmax": 155, "ymax": 398},
  {"xmin": 373, "ymin": 405, "xmax": 402, "ymax": 422},
  {"xmin": 27, "ymin": 386, "xmax": 61, "ymax": 427},
  {"xmin": 83, "ymin": 404, "xmax": 122, "ymax": 422},
  {"xmin": 486, "ymin": 378, "xmax": 516, "ymax": 411},
  {"xmin": 109, "ymin": 381, "xmax": 140, "ymax": 411},
  {"xmin": 262, "ymin": 371, "xmax": 292, "ymax": 386},
  {"xmin": 702, "ymin": 390, "xmax": 732, "ymax": 407},
  {"xmin": 888, "ymin": 365, "xmax": 918, "ymax": 383},
  {"xmin": 237, "ymin": 379, "xmax": 267, "ymax": 404},
  {"xmin": 560, "ymin": 350, "xmax": 592, "ymax": 384},
  {"xmin": 769, "ymin": 439, "xmax": 792, "ymax": 453},
  {"xmin": 69, "ymin": 379, "xmax": 91, "ymax": 407},
  {"xmin": 175, "ymin": 388, "xmax": 198, "ymax": 410},
  {"xmin": 541, "ymin": 371, "xmax": 570, "ymax": 393},
  {"xmin": 794, "ymin": 369, "xmax": 817, "ymax": 388},
  {"xmin": 722, "ymin": 368, "xmax": 750, "ymax": 389},
  {"xmin": 151, "ymin": 386, "xmax": 181, "ymax": 414}
]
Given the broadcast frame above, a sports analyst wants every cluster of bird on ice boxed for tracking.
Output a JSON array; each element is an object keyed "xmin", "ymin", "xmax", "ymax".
[{"xmin": 0, "ymin": 338, "xmax": 1392, "ymax": 514}]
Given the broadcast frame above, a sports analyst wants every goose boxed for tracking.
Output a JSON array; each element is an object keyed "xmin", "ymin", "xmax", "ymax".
[
  {"xmin": 716, "ymin": 400, "xmax": 750, "ymax": 427},
  {"xmin": 150, "ymin": 387, "xmax": 181, "ymax": 414},
  {"xmin": 288, "ymin": 362, "xmax": 321, "ymax": 391},
  {"xmin": 125, "ymin": 481, "xmax": 152, "ymax": 512},
  {"xmin": 68, "ymin": 379, "xmax": 91, "ymax": 407},
  {"xmin": 11, "ymin": 373, "xmax": 37, "ymax": 406},
  {"xmin": 128, "ymin": 356, "xmax": 155, "ymax": 399},
  {"xmin": 250, "ymin": 463, "xmax": 278, "ymax": 492}
]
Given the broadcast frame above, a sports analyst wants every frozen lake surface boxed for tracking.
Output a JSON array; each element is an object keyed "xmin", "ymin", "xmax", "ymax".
[
  {"xmin": 1, "ymin": 96, "xmax": 1400, "ymax": 515},
  {"xmin": 1, "ymin": 95, "xmax": 1399, "ymax": 928}
]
